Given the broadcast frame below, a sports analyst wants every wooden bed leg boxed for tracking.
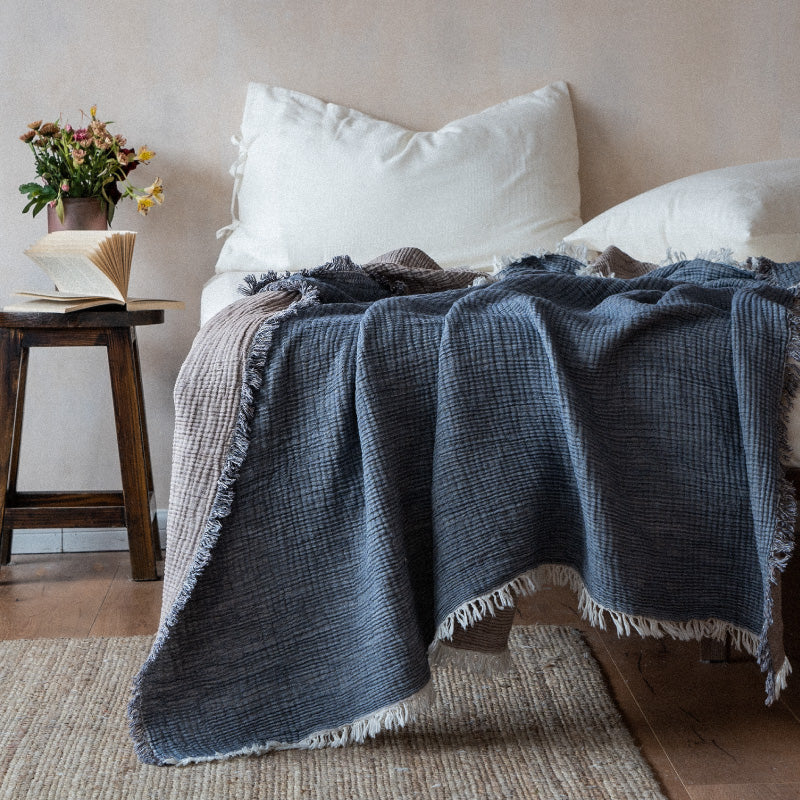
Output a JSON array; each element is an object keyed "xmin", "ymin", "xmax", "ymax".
[{"xmin": 699, "ymin": 634, "xmax": 731, "ymax": 662}]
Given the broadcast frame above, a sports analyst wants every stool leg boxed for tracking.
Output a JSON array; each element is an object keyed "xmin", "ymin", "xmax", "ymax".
[
  {"xmin": 130, "ymin": 331, "xmax": 162, "ymax": 561},
  {"xmin": 107, "ymin": 327, "xmax": 158, "ymax": 581},
  {"xmin": 8, "ymin": 347, "xmax": 28, "ymax": 499},
  {"xmin": 0, "ymin": 330, "xmax": 24, "ymax": 565}
]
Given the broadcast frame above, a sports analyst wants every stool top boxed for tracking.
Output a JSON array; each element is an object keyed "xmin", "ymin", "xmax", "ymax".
[{"xmin": 0, "ymin": 308, "xmax": 165, "ymax": 329}]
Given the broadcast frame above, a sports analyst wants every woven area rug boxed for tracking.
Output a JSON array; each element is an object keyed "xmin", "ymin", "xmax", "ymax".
[{"xmin": 0, "ymin": 625, "xmax": 666, "ymax": 799}]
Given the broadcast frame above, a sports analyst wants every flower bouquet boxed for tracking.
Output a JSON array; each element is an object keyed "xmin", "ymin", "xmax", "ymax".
[{"xmin": 19, "ymin": 106, "xmax": 163, "ymax": 224}]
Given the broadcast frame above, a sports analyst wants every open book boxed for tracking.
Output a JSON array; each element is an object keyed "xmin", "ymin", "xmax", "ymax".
[{"xmin": 6, "ymin": 230, "xmax": 184, "ymax": 313}]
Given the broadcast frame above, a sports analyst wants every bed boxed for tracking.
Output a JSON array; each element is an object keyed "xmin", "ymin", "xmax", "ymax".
[{"xmin": 129, "ymin": 82, "xmax": 800, "ymax": 765}]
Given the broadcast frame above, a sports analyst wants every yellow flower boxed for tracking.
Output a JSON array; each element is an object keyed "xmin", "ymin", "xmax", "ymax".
[
  {"xmin": 20, "ymin": 104, "xmax": 164, "ymax": 221},
  {"xmin": 137, "ymin": 196, "xmax": 155, "ymax": 215},
  {"xmin": 145, "ymin": 177, "xmax": 164, "ymax": 204}
]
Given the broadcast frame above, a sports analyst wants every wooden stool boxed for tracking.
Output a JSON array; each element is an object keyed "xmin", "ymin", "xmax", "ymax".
[{"xmin": 0, "ymin": 309, "xmax": 164, "ymax": 581}]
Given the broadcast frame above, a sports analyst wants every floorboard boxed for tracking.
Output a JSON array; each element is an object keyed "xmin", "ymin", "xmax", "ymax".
[{"xmin": 0, "ymin": 552, "xmax": 123, "ymax": 639}]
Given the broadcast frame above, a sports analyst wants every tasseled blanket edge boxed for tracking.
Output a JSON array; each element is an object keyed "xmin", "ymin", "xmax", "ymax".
[
  {"xmin": 154, "ymin": 682, "xmax": 437, "ymax": 767},
  {"xmin": 760, "ymin": 295, "xmax": 800, "ymax": 700},
  {"xmin": 136, "ymin": 560, "xmax": 793, "ymax": 766},
  {"xmin": 431, "ymin": 563, "xmax": 793, "ymax": 704},
  {"xmin": 128, "ymin": 271, "xmax": 326, "ymax": 766}
]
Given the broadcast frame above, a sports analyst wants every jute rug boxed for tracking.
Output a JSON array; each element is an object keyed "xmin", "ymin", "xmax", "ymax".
[{"xmin": 0, "ymin": 625, "xmax": 667, "ymax": 799}]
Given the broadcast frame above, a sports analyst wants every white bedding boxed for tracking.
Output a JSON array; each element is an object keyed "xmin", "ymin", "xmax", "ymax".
[
  {"xmin": 215, "ymin": 83, "xmax": 581, "ymax": 275},
  {"xmin": 200, "ymin": 272, "xmax": 252, "ymax": 328}
]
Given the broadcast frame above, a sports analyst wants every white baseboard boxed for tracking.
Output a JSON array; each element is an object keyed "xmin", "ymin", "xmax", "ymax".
[{"xmin": 10, "ymin": 509, "xmax": 168, "ymax": 555}]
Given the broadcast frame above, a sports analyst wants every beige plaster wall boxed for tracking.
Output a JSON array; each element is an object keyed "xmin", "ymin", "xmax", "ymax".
[{"xmin": 0, "ymin": 0, "xmax": 797, "ymax": 506}]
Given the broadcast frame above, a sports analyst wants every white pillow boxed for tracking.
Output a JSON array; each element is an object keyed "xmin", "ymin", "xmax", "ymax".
[
  {"xmin": 215, "ymin": 82, "xmax": 582, "ymax": 273},
  {"xmin": 563, "ymin": 159, "xmax": 800, "ymax": 263}
]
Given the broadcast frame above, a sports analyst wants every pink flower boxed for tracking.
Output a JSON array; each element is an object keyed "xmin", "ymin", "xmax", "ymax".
[{"xmin": 19, "ymin": 105, "xmax": 165, "ymax": 223}]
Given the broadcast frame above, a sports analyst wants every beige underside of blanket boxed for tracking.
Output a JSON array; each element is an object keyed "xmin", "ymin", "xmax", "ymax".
[
  {"xmin": 162, "ymin": 249, "xmax": 484, "ymax": 628},
  {"xmin": 161, "ymin": 247, "xmax": 789, "ymax": 680},
  {"xmin": 162, "ymin": 287, "xmax": 295, "ymax": 621}
]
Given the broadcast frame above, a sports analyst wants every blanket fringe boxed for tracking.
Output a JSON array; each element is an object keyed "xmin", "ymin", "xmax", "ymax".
[
  {"xmin": 494, "ymin": 242, "xmax": 591, "ymax": 273},
  {"xmin": 433, "ymin": 563, "xmax": 752, "ymax": 653},
  {"xmin": 161, "ymin": 681, "xmax": 436, "ymax": 767},
  {"xmin": 295, "ymin": 681, "xmax": 433, "ymax": 751},
  {"xmin": 431, "ymin": 563, "xmax": 792, "ymax": 702},
  {"xmin": 757, "ymin": 297, "xmax": 800, "ymax": 701},
  {"xmin": 662, "ymin": 247, "xmax": 740, "ymax": 266},
  {"xmin": 128, "ymin": 267, "xmax": 329, "ymax": 765},
  {"xmin": 775, "ymin": 655, "xmax": 794, "ymax": 696}
]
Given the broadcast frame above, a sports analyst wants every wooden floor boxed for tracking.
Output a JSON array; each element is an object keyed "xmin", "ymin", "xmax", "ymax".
[{"xmin": 1, "ymin": 552, "xmax": 800, "ymax": 799}]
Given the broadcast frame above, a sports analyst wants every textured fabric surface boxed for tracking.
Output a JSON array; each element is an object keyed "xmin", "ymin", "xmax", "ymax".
[
  {"xmin": 160, "ymin": 289, "xmax": 297, "ymax": 621},
  {"xmin": 214, "ymin": 82, "xmax": 581, "ymax": 273},
  {"xmin": 139, "ymin": 250, "xmax": 799, "ymax": 765},
  {"xmin": 162, "ymin": 251, "xmax": 480, "ymax": 619},
  {"xmin": 0, "ymin": 628, "xmax": 667, "ymax": 799}
]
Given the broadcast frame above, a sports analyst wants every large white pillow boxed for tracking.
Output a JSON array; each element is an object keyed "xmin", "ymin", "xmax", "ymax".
[
  {"xmin": 215, "ymin": 82, "xmax": 581, "ymax": 273},
  {"xmin": 563, "ymin": 159, "xmax": 800, "ymax": 263}
]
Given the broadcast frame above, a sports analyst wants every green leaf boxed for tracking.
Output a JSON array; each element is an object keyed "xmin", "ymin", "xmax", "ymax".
[
  {"xmin": 23, "ymin": 197, "xmax": 50, "ymax": 217},
  {"xmin": 18, "ymin": 181, "xmax": 43, "ymax": 194},
  {"xmin": 19, "ymin": 182, "xmax": 57, "ymax": 203}
]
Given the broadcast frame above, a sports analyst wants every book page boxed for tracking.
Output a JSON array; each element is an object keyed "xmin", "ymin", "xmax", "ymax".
[
  {"xmin": 23, "ymin": 251, "xmax": 123, "ymax": 300},
  {"xmin": 15, "ymin": 290, "xmax": 115, "ymax": 300},
  {"xmin": 24, "ymin": 231, "xmax": 135, "ymax": 301},
  {"xmin": 93, "ymin": 232, "xmax": 134, "ymax": 295}
]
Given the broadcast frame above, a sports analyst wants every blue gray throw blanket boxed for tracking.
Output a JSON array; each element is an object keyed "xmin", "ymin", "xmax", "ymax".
[{"xmin": 130, "ymin": 250, "xmax": 800, "ymax": 765}]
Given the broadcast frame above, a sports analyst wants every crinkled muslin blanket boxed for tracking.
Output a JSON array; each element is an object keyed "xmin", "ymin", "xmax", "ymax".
[{"xmin": 130, "ymin": 247, "xmax": 800, "ymax": 765}]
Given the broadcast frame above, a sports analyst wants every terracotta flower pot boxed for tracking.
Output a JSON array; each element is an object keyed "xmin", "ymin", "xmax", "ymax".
[{"xmin": 47, "ymin": 197, "xmax": 109, "ymax": 233}]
